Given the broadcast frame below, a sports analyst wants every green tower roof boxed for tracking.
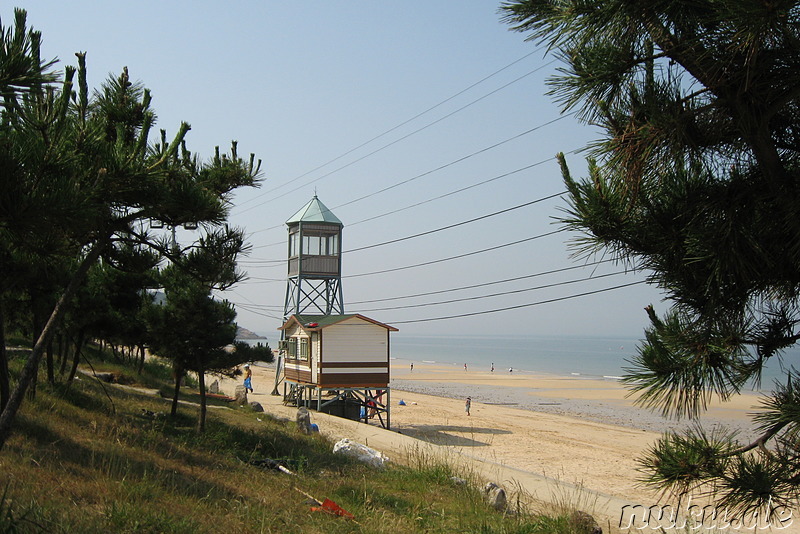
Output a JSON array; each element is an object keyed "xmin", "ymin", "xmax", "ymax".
[{"xmin": 286, "ymin": 195, "xmax": 343, "ymax": 226}]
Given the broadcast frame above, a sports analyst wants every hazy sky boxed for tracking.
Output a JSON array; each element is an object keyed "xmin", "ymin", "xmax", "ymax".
[{"xmin": 11, "ymin": 2, "xmax": 666, "ymax": 339}]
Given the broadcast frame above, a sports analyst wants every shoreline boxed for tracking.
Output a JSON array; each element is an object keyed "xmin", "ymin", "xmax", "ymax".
[
  {"xmin": 388, "ymin": 358, "xmax": 763, "ymax": 442},
  {"xmin": 248, "ymin": 357, "xmax": 764, "ymax": 441}
]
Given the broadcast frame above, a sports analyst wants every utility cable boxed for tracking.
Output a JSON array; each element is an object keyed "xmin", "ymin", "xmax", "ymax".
[
  {"xmin": 355, "ymin": 270, "xmax": 628, "ymax": 313},
  {"xmin": 345, "ymin": 229, "xmax": 565, "ymax": 278},
  {"xmin": 235, "ymin": 58, "xmax": 558, "ymax": 216},
  {"xmin": 348, "ymin": 259, "xmax": 615, "ymax": 304},
  {"xmin": 247, "ymin": 119, "xmax": 574, "ymax": 243},
  {"xmin": 385, "ymin": 280, "xmax": 647, "ymax": 324},
  {"xmin": 345, "ymin": 193, "xmax": 565, "ymax": 254},
  {"xmin": 229, "ymin": 259, "xmax": 621, "ymax": 312},
  {"xmin": 236, "ymin": 48, "xmax": 545, "ymax": 209}
]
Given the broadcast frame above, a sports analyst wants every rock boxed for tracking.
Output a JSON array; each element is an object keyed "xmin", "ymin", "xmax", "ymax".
[
  {"xmin": 296, "ymin": 407, "xmax": 312, "ymax": 434},
  {"xmin": 249, "ymin": 401, "xmax": 264, "ymax": 412},
  {"xmin": 483, "ymin": 482, "xmax": 507, "ymax": 512},
  {"xmin": 234, "ymin": 385, "xmax": 248, "ymax": 406},
  {"xmin": 571, "ymin": 511, "xmax": 602, "ymax": 534},
  {"xmin": 209, "ymin": 379, "xmax": 219, "ymax": 394},
  {"xmin": 450, "ymin": 476, "xmax": 467, "ymax": 486}
]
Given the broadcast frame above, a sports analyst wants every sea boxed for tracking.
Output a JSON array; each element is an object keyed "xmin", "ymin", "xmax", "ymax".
[
  {"xmin": 389, "ymin": 333, "xmax": 796, "ymax": 392},
  {"xmin": 245, "ymin": 332, "xmax": 796, "ymax": 392}
]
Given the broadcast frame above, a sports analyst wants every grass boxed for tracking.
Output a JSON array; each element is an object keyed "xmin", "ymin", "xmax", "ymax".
[{"xmin": 0, "ymin": 342, "xmax": 595, "ymax": 533}]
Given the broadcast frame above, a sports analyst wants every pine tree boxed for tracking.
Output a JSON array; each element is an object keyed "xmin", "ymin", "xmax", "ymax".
[
  {"xmin": 0, "ymin": 10, "xmax": 261, "ymax": 448},
  {"xmin": 502, "ymin": 0, "xmax": 800, "ymax": 516}
]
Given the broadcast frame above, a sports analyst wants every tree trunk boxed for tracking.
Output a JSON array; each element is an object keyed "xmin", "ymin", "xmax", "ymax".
[
  {"xmin": 137, "ymin": 345, "xmax": 145, "ymax": 375},
  {"xmin": 171, "ymin": 366, "xmax": 183, "ymax": 417},
  {"xmin": 0, "ymin": 300, "xmax": 8, "ymax": 412},
  {"xmin": 28, "ymin": 298, "xmax": 45, "ymax": 402},
  {"xmin": 0, "ymin": 240, "xmax": 106, "ymax": 451},
  {"xmin": 58, "ymin": 333, "xmax": 68, "ymax": 376},
  {"xmin": 66, "ymin": 329, "xmax": 85, "ymax": 384},
  {"xmin": 196, "ymin": 367, "xmax": 207, "ymax": 433},
  {"xmin": 45, "ymin": 338, "xmax": 54, "ymax": 385}
]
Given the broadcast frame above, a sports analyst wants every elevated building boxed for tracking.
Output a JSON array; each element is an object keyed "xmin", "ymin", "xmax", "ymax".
[{"xmin": 274, "ymin": 196, "xmax": 395, "ymax": 428}]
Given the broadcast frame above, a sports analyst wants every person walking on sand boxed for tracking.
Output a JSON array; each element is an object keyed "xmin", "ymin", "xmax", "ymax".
[
  {"xmin": 410, "ymin": 363, "xmax": 413, "ymax": 372},
  {"xmin": 464, "ymin": 363, "xmax": 468, "ymax": 372},
  {"xmin": 465, "ymin": 396, "xmax": 471, "ymax": 416},
  {"xmin": 491, "ymin": 363, "xmax": 494, "ymax": 373},
  {"xmin": 243, "ymin": 364, "xmax": 253, "ymax": 393}
]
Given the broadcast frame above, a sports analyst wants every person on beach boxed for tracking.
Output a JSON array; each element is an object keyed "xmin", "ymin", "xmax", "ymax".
[
  {"xmin": 465, "ymin": 396, "xmax": 471, "ymax": 416},
  {"xmin": 491, "ymin": 363, "xmax": 494, "ymax": 373},
  {"xmin": 508, "ymin": 367, "xmax": 513, "ymax": 374},
  {"xmin": 410, "ymin": 363, "xmax": 413, "ymax": 372},
  {"xmin": 243, "ymin": 364, "xmax": 253, "ymax": 393},
  {"xmin": 464, "ymin": 363, "xmax": 468, "ymax": 372}
]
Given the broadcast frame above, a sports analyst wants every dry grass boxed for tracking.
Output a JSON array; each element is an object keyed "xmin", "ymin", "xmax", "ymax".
[{"xmin": 0, "ymin": 345, "xmax": 595, "ymax": 533}]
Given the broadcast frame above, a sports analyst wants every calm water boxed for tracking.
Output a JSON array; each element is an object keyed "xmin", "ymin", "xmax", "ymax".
[
  {"xmin": 246, "ymin": 331, "xmax": 796, "ymax": 391},
  {"xmin": 390, "ymin": 333, "xmax": 796, "ymax": 391}
]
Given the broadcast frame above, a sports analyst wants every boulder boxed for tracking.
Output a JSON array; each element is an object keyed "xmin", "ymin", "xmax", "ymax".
[
  {"xmin": 234, "ymin": 385, "xmax": 248, "ymax": 405},
  {"xmin": 296, "ymin": 407, "xmax": 312, "ymax": 434},
  {"xmin": 209, "ymin": 379, "xmax": 219, "ymax": 394},
  {"xmin": 571, "ymin": 510, "xmax": 602, "ymax": 534},
  {"xmin": 249, "ymin": 401, "xmax": 264, "ymax": 412},
  {"xmin": 483, "ymin": 482, "xmax": 507, "ymax": 512}
]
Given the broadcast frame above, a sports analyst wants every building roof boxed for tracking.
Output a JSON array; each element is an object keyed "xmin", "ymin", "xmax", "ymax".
[
  {"xmin": 278, "ymin": 314, "xmax": 398, "ymax": 332},
  {"xmin": 286, "ymin": 195, "xmax": 343, "ymax": 226}
]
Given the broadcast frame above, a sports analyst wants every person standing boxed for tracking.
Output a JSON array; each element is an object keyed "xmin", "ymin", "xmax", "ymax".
[
  {"xmin": 464, "ymin": 363, "xmax": 468, "ymax": 372},
  {"xmin": 410, "ymin": 363, "xmax": 414, "ymax": 372},
  {"xmin": 243, "ymin": 364, "xmax": 253, "ymax": 393},
  {"xmin": 465, "ymin": 396, "xmax": 471, "ymax": 416},
  {"xmin": 491, "ymin": 363, "xmax": 494, "ymax": 373}
]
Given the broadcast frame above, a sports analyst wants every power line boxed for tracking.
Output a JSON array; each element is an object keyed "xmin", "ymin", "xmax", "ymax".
[
  {"xmin": 386, "ymin": 281, "xmax": 647, "ymax": 324},
  {"xmin": 247, "ymin": 121, "xmax": 574, "ymax": 244},
  {"xmin": 345, "ymin": 229, "xmax": 565, "ymax": 278},
  {"xmin": 229, "ymin": 260, "xmax": 620, "ymax": 312},
  {"xmin": 234, "ymin": 51, "xmax": 552, "ymax": 215},
  {"xmin": 330, "ymin": 115, "xmax": 571, "ymax": 217},
  {"xmin": 344, "ymin": 152, "xmax": 574, "ymax": 229},
  {"xmin": 345, "ymin": 193, "xmax": 565, "ymax": 254},
  {"xmin": 232, "ymin": 304, "xmax": 283, "ymax": 321},
  {"xmin": 348, "ymin": 259, "xmax": 614, "ymax": 304},
  {"xmin": 247, "ymin": 183, "xmax": 569, "ymax": 261},
  {"xmin": 354, "ymin": 270, "xmax": 628, "ymax": 313}
]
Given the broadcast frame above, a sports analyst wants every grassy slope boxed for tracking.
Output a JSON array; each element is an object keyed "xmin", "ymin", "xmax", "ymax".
[{"xmin": 0, "ymin": 346, "xmax": 582, "ymax": 534}]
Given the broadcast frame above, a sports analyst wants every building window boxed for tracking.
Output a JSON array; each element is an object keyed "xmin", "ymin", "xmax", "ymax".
[
  {"xmin": 299, "ymin": 337, "xmax": 309, "ymax": 361},
  {"xmin": 326, "ymin": 234, "xmax": 339, "ymax": 255},
  {"xmin": 287, "ymin": 338, "xmax": 297, "ymax": 358},
  {"xmin": 303, "ymin": 235, "xmax": 322, "ymax": 255}
]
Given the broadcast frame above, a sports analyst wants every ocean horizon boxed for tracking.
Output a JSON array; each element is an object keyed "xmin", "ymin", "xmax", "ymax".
[{"xmin": 249, "ymin": 330, "xmax": 795, "ymax": 392}]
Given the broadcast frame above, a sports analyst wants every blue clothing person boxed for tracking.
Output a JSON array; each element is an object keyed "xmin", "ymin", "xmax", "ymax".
[{"xmin": 243, "ymin": 364, "xmax": 253, "ymax": 393}]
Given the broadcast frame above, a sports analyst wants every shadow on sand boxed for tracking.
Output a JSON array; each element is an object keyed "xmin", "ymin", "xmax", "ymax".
[{"xmin": 395, "ymin": 424, "xmax": 512, "ymax": 447}]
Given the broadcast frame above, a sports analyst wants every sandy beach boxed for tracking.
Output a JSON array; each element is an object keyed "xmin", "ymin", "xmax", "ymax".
[{"xmin": 216, "ymin": 357, "xmax": 792, "ymax": 532}]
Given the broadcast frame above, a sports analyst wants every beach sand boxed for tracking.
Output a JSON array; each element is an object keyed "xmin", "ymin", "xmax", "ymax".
[{"xmin": 215, "ymin": 358, "xmax": 793, "ymax": 532}]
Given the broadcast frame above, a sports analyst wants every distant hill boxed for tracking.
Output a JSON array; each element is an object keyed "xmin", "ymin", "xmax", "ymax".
[{"xmin": 235, "ymin": 327, "xmax": 267, "ymax": 340}]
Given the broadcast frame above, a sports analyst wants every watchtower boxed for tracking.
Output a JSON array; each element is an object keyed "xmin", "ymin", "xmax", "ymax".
[
  {"xmin": 274, "ymin": 196, "xmax": 395, "ymax": 429},
  {"xmin": 283, "ymin": 195, "xmax": 344, "ymax": 317}
]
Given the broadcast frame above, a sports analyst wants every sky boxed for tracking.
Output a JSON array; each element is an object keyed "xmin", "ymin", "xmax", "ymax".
[{"xmin": 10, "ymin": 1, "xmax": 666, "ymax": 340}]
